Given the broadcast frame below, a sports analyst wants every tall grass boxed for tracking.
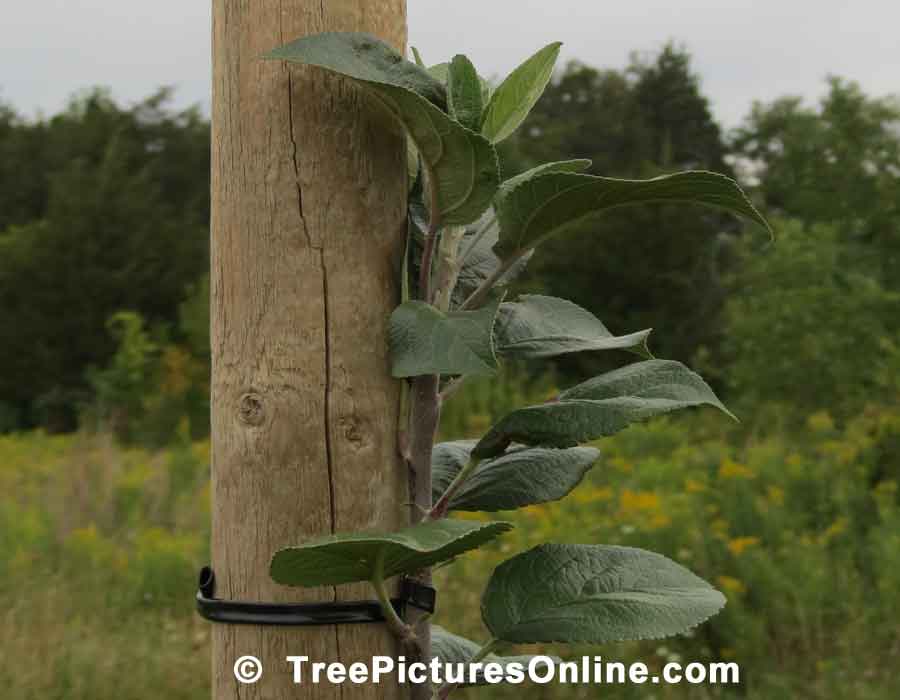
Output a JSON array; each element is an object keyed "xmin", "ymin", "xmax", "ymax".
[
  {"xmin": 0, "ymin": 428, "xmax": 209, "ymax": 700},
  {"xmin": 2, "ymin": 383, "xmax": 899, "ymax": 699},
  {"xmin": 436, "ymin": 404, "xmax": 900, "ymax": 699}
]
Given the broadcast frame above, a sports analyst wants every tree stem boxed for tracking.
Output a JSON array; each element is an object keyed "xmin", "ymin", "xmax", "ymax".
[
  {"xmin": 419, "ymin": 226, "xmax": 438, "ymax": 302},
  {"xmin": 407, "ymin": 372, "xmax": 441, "ymax": 700},
  {"xmin": 418, "ymin": 163, "xmax": 442, "ymax": 302},
  {"xmin": 431, "ymin": 225, "xmax": 467, "ymax": 312}
]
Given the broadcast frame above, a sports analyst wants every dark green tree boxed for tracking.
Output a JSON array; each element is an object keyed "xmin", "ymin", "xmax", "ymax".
[
  {"xmin": 0, "ymin": 89, "xmax": 210, "ymax": 430},
  {"xmin": 0, "ymin": 101, "xmax": 49, "ymax": 232},
  {"xmin": 722, "ymin": 218, "xmax": 899, "ymax": 417},
  {"xmin": 506, "ymin": 45, "xmax": 738, "ymax": 371},
  {"xmin": 732, "ymin": 77, "xmax": 900, "ymax": 282}
]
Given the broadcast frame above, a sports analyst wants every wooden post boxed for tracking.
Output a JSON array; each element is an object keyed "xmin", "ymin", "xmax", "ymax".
[{"xmin": 210, "ymin": 2, "xmax": 408, "ymax": 699}]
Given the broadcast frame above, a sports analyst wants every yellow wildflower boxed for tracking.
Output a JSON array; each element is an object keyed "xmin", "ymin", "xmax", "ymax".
[
  {"xmin": 521, "ymin": 504, "xmax": 547, "ymax": 519},
  {"xmin": 610, "ymin": 456, "xmax": 633, "ymax": 473},
  {"xmin": 807, "ymin": 411, "xmax": 835, "ymax": 433},
  {"xmin": 766, "ymin": 486, "xmax": 785, "ymax": 506},
  {"xmin": 573, "ymin": 486, "xmax": 614, "ymax": 504},
  {"xmin": 684, "ymin": 478, "xmax": 707, "ymax": 493},
  {"xmin": 456, "ymin": 511, "xmax": 490, "ymax": 522},
  {"xmin": 727, "ymin": 536, "xmax": 760, "ymax": 556},
  {"xmin": 716, "ymin": 575, "xmax": 746, "ymax": 595},
  {"xmin": 619, "ymin": 489, "xmax": 660, "ymax": 513},
  {"xmin": 718, "ymin": 458, "xmax": 756, "ymax": 480},
  {"xmin": 648, "ymin": 513, "xmax": 672, "ymax": 530},
  {"xmin": 820, "ymin": 517, "xmax": 848, "ymax": 543}
]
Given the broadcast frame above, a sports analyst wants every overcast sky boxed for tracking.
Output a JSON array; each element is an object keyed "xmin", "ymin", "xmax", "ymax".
[{"xmin": 2, "ymin": 1, "xmax": 896, "ymax": 128}]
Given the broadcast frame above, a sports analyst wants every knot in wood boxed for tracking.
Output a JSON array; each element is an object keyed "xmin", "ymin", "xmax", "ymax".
[
  {"xmin": 339, "ymin": 414, "xmax": 370, "ymax": 450},
  {"xmin": 238, "ymin": 392, "xmax": 265, "ymax": 426}
]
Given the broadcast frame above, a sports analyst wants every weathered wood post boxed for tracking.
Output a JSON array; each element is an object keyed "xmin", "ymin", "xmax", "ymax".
[{"xmin": 210, "ymin": 1, "xmax": 408, "ymax": 698}]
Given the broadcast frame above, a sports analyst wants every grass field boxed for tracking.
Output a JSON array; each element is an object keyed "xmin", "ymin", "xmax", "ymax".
[{"xmin": 3, "ymin": 403, "xmax": 900, "ymax": 699}]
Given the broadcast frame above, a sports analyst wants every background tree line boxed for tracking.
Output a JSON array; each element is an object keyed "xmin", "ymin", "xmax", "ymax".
[{"xmin": 1, "ymin": 45, "xmax": 898, "ymax": 441}]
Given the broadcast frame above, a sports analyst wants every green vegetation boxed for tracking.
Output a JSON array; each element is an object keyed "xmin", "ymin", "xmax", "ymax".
[
  {"xmin": 438, "ymin": 401, "xmax": 900, "ymax": 699},
  {"xmin": 0, "ymin": 430, "xmax": 209, "ymax": 700},
  {"xmin": 0, "ymin": 89, "xmax": 209, "ymax": 432},
  {"xmin": 4, "ymin": 402, "xmax": 900, "ymax": 698}
]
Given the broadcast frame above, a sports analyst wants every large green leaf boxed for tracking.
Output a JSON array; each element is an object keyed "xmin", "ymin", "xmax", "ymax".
[
  {"xmin": 432, "ymin": 441, "xmax": 599, "ymax": 512},
  {"xmin": 389, "ymin": 296, "xmax": 502, "ymax": 377},
  {"xmin": 558, "ymin": 359, "xmax": 734, "ymax": 408},
  {"xmin": 430, "ymin": 62, "xmax": 493, "ymax": 104},
  {"xmin": 448, "ymin": 55, "xmax": 483, "ymax": 131},
  {"xmin": 496, "ymin": 159, "xmax": 592, "ymax": 203},
  {"xmin": 267, "ymin": 33, "xmax": 499, "ymax": 226},
  {"xmin": 473, "ymin": 360, "xmax": 733, "ymax": 458},
  {"xmin": 496, "ymin": 295, "xmax": 652, "ymax": 360},
  {"xmin": 426, "ymin": 62, "xmax": 450, "ymax": 85},
  {"xmin": 431, "ymin": 626, "xmax": 558, "ymax": 686},
  {"xmin": 267, "ymin": 32, "xmax": 446, "ymax": 106},
  {"xmin": 481, "ymin": 544, "xmax": 726, "ymax": 644},
  {"xmin": 481, "ymin": 42, "xmax": 562, "ymax": 143},
  {"xmin": 493, "ymin": 170, "xmax": 772, "ymax": 260},
  {"xmin": 271, "ymin": 519, "xmax": 512, "ymax": 587}
]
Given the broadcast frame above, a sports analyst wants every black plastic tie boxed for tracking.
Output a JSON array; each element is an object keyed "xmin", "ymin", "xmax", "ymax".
[{"xmin": 195, "ymin": 566, "xmax": 435, "ymax": 626}]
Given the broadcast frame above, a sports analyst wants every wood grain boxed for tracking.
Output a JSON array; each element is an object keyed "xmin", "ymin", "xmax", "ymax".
[{"xmin": 211, "ymin": 1, "xmax": 408, "ymax": 698}]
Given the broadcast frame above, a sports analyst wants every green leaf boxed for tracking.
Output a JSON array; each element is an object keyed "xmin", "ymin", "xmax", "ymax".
[
  {"xmin": 493, "ymin": 170, "xmax": 772, "ymax": 260},
  {"xmin": 431, "ymin": 62, "xmax": 493, "ymax": 104},
  {"xmin": 427, "ymin": 62, "xmax": 450, "ymax": 85},
  {"xmin": 448, "ymin": 55, "xmax": 483, "ymax": 131},
  {"xmin": 267, "ymin": 33, "xmax": 499, "ymax": 226},
  {"xmin": 432, "ymin": 441, "xmax": 599, "ymax": 512},
  {"xmin": 431, "ymin": 626, "xmax": 558, "ymax": 686},
  {"xmin": 558, "ymin": 359, "xmax": 734, "ymax": 409},
  {"xmin": 271, "ymin": 519, "xmax": 513, "ymax": 587},
  {"xmin": 473, "ymin": 360, "xmax": 733, "ymax": 458},
  {"xmin": 496, "ymin": 295, "xmax": 652, "ymax": 360},
  {"xmin": 389, "ymin": 296, "xmax": 502, "ymax": 377},
  {"xmin": 481, "ymin": 42, "xmax": 562, "ymax": 143},
  {"xmin": 496, "ymin": 159, "xmax": 592, "ymax": 203},
  {"xmin": 266, "ymin": 32, "xmax": 446, "ymax": 106},
  {"xmin": 382, "ymin": 92, "xmax": 496, "ymax": 226},
  {"xmin": 481, "ymin": 544, "xmax": 726, "ymax": 644}
]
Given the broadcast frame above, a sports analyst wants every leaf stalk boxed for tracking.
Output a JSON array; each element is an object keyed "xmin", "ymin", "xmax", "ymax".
[
  {"xmin": 460, "ymin": 254, "xmax": 519, "ymax": 310},
  {"xmin": 428, "ymin": 457, "xmax": 480, "ymax": 520},
  {"xmin": 370, "ymin": 549, "xmax": 417, "ymax": 647}
]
